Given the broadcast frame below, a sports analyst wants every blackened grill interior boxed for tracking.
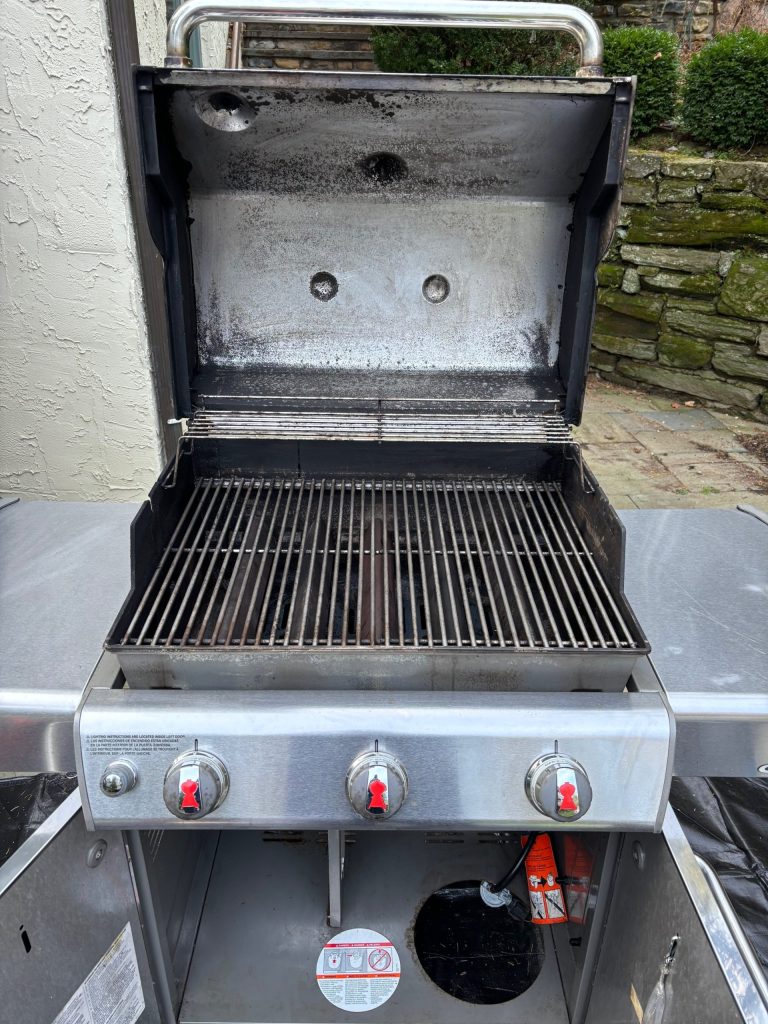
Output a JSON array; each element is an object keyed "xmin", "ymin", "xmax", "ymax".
[
  {"xmin": 119, "ymin": 477, "xmax": 638, "ymax": 653},
  {"xmin": 114, "ymin": 74, "xmax": 641, "ymax": 689}
]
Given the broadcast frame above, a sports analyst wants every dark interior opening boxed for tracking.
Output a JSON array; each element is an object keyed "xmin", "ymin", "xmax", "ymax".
[{"xmin": 413, "ymin": 879, "xmax": 545, "ymax": 1004}]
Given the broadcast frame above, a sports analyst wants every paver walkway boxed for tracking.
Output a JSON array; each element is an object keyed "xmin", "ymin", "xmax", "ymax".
[{"xmin": 573, "ymin": 377, "xmax": 768, "ymax": 511}]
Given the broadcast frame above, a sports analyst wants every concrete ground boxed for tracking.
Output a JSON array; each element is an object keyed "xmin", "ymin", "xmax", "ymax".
[{"xmin": 573, "ymin": 376, "xmax": 768, "ymax": 512}]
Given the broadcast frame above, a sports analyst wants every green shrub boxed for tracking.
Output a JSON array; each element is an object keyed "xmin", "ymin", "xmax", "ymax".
[
  {"xmin": 603, "ymin": 27, "xmax": 680, "ymax": 136},
  {"xmin": 682, "ymin": 30, "xmax": 768, "ymax": 149},
  {"xmin": 371, "ymin": 0, "xmax": 592, "ymax": 78}
]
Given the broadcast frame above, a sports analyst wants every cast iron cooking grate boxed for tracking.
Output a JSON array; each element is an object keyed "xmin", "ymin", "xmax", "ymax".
[{"xmin": 120, "ymin": 477, "xmax": 638, "ymax": 651}]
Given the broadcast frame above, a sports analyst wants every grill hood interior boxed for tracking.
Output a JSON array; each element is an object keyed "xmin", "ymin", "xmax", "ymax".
[{"xmin": 138, "ymin": 69, "xmax": 633, "ymax": 425}]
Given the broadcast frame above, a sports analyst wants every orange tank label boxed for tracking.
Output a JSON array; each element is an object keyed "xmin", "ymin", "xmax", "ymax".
[{"xmin": 523, "ymin": 834, "xmax": 568, "ymax": 925}]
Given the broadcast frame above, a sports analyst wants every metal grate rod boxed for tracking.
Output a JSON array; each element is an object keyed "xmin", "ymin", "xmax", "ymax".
[
  {"xmin": 210, "ymin": 477, "xmax": 260, "ymax": 645},
  {"xmin": 224, "ymin": 478, "xmax": 272, "ymax": 645},
  {"xmin": 239, "ymin": 480, "xmax": 285, "ymax": 646},
  {"xmin": 185, "ymin": 479, "xmax": 246, "ymax": 646},
  {"xmin": 123, "ymin": 478, "xmax": 211, "ymax": 646},
  {"xmin": 161, "ymin": 480, "xmax": 232, "ymax": 647},
  {"xmin": 402, "ymin": 483, "xmax": 420, "ymax": 645},
  {"xmin": 120, "ymin": 477, "xmax": 641, "ymax": 654},
  {"xmin": 431, "ymin": 479, "xmax": 462, "ymax": 646},
  {"xmin": 312, "ymin": 478, "xmax": 336, "ymax": 646},
  {"xmin": 551, "ymin": 487, "xmax": 635, "ymax": 647},
  {"xmin": 481, "ymin": 481, "xmax": 535, "ymax": 646}
]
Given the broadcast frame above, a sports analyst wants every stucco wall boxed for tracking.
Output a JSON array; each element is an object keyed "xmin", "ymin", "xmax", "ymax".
[
  {"xmin": 0, "ymin": 0, "xmax": 166, "ymax": 501},
  {"xmin": 199, "ymin": 21, "xmax": 230, "ymax": 67},
  {"xmin": 135, "ymin": 0, "xmax": 168, "ymax": 65}
]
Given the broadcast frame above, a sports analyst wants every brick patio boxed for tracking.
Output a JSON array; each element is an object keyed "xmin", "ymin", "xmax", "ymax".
[{"xmin": 573, "ymin": 376, "xmax": 768, "ymax": 510}]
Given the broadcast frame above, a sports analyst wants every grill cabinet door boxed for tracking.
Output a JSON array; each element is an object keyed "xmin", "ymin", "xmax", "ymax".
[{"xmin": 0, "ymin": 788, "xmax": 164, "ymax": 1024}]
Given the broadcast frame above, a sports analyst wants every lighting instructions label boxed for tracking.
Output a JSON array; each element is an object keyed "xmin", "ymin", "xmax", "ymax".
[
  {"xmin": 316, "ymin": 928, "xmax": 401, "ymax": 1012},
  {"xmin": 52, "ymin": 923, "xmax": 144, "ymax": 1024}
]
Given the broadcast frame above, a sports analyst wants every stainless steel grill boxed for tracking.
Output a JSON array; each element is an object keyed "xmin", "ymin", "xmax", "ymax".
[{"xmin": 121, "ymin": 477, "xmax": 638, "ymax": 652}]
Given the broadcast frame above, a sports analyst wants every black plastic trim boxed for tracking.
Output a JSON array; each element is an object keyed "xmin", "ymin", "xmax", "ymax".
[{"xmin": 559, "ymin": 78, "xmax": 634, "ymax": 426}]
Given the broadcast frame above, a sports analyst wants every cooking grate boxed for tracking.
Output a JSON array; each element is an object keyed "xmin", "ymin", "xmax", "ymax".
[
  {"xmin": 121, "ymin": 478, "xmax": 638, "ymax": 652},
  {"xmin": 186, "ymin": 410, "xmax": 573, "ymax": 444}
]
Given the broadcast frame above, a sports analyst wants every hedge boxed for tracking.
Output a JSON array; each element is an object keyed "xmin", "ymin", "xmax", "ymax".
[
  {"xmin": 603, "ymin": 27, "xmax": 680, "ymax": 137},
  {"xmin": 682, "ymin": 30, "xmax": 768, "ymax": 149},
  {"xmin": 371, "ymin": 0, "xmax": 593, "ymax": 77}
]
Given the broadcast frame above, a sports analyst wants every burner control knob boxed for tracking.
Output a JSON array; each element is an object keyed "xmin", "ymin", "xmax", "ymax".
[
  {"xmin": 526, "ymin": 754, "xmax": 592, "ymax": 822},
  {"xmin": 163, "ymin": 751, "xmax": 229, "ymax": 820},
  {"xmin": 346, "ymin": 751, "xmax": 407, "ymax": 820},
  {"xmin": 100, "ymin": 759, "xmax": 138, "ymax": 798}
]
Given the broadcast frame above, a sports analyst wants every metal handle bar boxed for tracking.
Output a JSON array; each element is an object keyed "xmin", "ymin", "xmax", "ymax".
[
  {"xmin": 166, "ymin": 0, "xmax": 604, "ymax": 76},
  {"xmin": 694, "ymin": 855, "xmax": 768, "ymax": 1013}
]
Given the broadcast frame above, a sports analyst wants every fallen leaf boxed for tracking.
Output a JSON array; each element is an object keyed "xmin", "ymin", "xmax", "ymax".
[
  {"xmin": 684, "ymin": 400, "xmax": 696, "ymax": 407},
  {"xmin": 671, "ymin": 402, "xmax": 681, "ymax": 409}
]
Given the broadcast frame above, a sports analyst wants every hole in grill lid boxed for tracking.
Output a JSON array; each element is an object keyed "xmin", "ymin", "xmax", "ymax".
[
  {"xmin": 359, "ymin": 152, "xmax": 408, "ymax": 184},
  {"xmin": 209, "ymin": 92, "xmax": 242, "ymax": 115},
  {"xmin": 196, "ymin": 91, "xmax": 251, "ymax": 132},
  {"xmin": 310, "ymin": 272, "xmax": 338, "ymax": 301},
  {"xmin": 423, "ymin": 275, "xmax": 450, "ymax": 304}
]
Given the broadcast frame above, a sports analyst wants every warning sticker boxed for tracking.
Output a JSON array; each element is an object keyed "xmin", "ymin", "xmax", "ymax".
[
  {"xmin": 52, "ymin": 923, "xmax": 144, "ymax": 1024},
  {"xmin": 562, "ymin": 835, "xmax": 594, "ymax": 926},
  {"xmin": 316, "ymin": 928, "xmax": 401, "ymax": 1013},
  {"xmin": 523, "ymin": 834, "xmax": 568, "ymax": 926}
]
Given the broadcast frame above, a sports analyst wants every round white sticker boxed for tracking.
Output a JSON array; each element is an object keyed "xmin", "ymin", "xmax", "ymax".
[{"xmin": 316, "ymin": 928, "xmax": 401, "ymax": 1013}]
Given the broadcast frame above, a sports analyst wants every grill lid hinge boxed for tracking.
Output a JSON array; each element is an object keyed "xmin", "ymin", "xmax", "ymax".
[{"xmin": 565, "ymin": 444, "xmax": 595, "ymax": 494}]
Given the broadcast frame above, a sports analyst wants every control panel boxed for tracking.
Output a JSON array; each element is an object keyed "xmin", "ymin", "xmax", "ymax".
[{"xmin": 76, "ymin": 688, "xmax": 671, "ymax": 832}]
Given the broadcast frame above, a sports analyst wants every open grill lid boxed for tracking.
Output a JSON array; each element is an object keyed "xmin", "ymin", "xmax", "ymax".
[{"xmin": 138, "ymin": 68, "xmax": 633, "ymax": 427}]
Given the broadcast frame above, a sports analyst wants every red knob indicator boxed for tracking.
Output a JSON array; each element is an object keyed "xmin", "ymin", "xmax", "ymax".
[
  {"xmin": 180, "ymin": 778, "xmax": 201, "ymax": 812},
  {"xmin": 557, "ymin": 780, "xmax": 578, "ymax": 813},
  {"xmin": 366, "ymin": 775, "xmax": 389, "ymax": 814}
]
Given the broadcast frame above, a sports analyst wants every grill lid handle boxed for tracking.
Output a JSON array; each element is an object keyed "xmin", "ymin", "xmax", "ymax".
[{"xmin": 165, "ymin": 0, "xmax": 604, "ymax": 76}]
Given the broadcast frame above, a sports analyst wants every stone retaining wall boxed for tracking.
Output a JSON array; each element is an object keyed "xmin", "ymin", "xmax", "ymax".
[
  {"xmin": 593, "ymin": 0, "xmax": 725, "ymax": 42},
  {"xmin": 594, "ymin": 153, "xmax": 768, "ymax": 417},
  {"xmin": 241, "ymin": 23, "xmax": 375, "ymax": 70}
]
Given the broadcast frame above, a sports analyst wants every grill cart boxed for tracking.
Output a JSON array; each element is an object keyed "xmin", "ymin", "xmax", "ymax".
[{"xmin": 0, "ymin": 4, "xmax": 767, "ymax": 1023}]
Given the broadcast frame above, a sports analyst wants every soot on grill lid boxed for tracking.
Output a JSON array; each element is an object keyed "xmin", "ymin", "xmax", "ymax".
[{"xmin": 137, "ymin": 69, "xmax": 633, "ymax": 425}]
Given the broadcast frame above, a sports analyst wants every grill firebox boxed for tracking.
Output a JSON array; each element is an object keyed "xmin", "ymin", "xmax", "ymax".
[
  {"xmin": 109, "ymin": 456, "xmax": 647, "ymax": 693},
  {"xmin": 121, "ymin": 477, "xmax": 636, "ymax": 653}
]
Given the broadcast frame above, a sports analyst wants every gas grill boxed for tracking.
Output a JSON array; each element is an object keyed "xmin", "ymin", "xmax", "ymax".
[
  {"xmin": 67, "ymin": 3, "xmax": 717, "ymax": 1021},
  {"xmin": 78, "ymin": 0, "xmax": 669, "ymax": 840}
]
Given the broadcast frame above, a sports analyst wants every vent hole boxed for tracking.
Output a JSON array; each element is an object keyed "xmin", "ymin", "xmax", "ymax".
[
  {"xmin": 20, "ymin": 927, "xmax": 31, "ymax": 954},
  {"xmin": 422, "ymin": 274, "xmax": 450, "ymax": 304},
  {"xmin": 310, "ymin": 272, "xmax": 338, "ymax": 302},
  {"xmin": 208, "ymin": 91, "xmax": 242, "ymax": 115},
  {"xmin": 360, "ymin": 152, "xmax": 408, "ymax": 184},
  {"xmin": 196, "ymin": 91, "xmax": 252, "ymax": 132}
]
